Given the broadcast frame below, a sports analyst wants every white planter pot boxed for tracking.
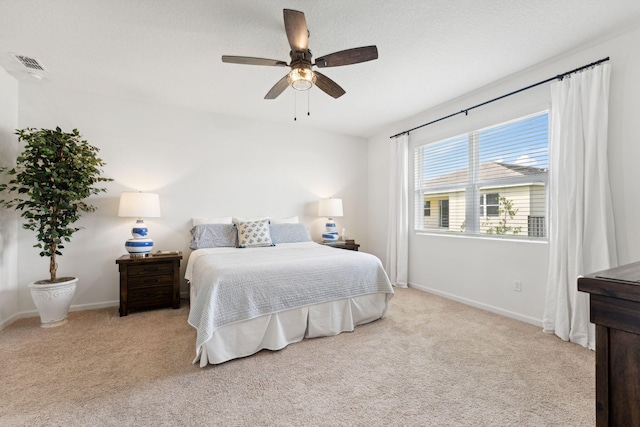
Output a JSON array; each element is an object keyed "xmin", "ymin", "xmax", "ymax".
[{"xmin": 28, "ymin": 278, "xmax": 78, "ymax": 328}]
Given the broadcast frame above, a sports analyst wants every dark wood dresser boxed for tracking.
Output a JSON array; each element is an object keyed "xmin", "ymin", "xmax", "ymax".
[
  {"xmin": 116, "ymin": 253, "xmax": 182, "ymax": 316},
  {"xmin": 578, "ymin": 261, "xmax": 640, "ymax": 426}
]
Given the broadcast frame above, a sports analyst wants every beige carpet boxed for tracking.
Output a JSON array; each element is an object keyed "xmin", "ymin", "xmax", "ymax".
[{"xmin": 0, "ymin": 287, "xmax": 594, "ymax": 426}]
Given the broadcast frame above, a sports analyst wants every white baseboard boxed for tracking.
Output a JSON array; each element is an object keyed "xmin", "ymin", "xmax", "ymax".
[
  {"xmin": 0, "ymin": 300, "xmax": 120, "ymax": 330},
  {"xmin": 0, "ymin": 294, "xmax": 193, "ymax": 331},
  {"xmin": 408, "ymin": 282, "xmax": 543, "ymax": 327},
  {"xmin": 69, "ymin": 300, "xmax": 120, "ymax": 312}
]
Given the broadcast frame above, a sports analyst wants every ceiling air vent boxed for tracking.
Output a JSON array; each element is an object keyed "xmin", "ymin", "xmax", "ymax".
[{"xmin": 12, "ymin": 54, "xmax": 46, "ymax": 71}]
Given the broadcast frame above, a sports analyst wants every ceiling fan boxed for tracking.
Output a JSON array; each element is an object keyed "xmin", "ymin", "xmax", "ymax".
[{"xmin": 222, "ymin": 9, "xmax": 378, "ymax": 100}]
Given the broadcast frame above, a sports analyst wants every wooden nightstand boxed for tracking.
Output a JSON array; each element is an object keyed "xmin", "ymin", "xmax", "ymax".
[
  {"xmin": 116, "ymin": 253, "xmax": 182, "ymax": 316},
  {"xmin": 320, "ymin": 241, "xmax": 360, "ymax": 251}
]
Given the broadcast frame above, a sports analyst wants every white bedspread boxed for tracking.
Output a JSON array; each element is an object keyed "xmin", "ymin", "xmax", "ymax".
[{"xmin": 186, "ymin": 242, "xmax": 393, "ymax": 353}]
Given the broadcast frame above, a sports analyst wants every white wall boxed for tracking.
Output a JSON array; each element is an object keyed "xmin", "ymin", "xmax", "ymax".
[
  {"xmin": 368, "ymin": 24, "xmax": 640, "ymax": 325},
  {"xmin": 12, "ymin": 86, "xmax": 368, "ymax": 316},
  {"xmin": 0, "ymin": 67, "xmax": 19, "ymax": 328}
]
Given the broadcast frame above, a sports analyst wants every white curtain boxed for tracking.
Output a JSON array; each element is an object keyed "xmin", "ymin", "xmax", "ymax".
[
  {"xmin": 543, "ymin": 63, "xmax": 617, "ymax": 349},
  {"xmin": 386, "ymin": 133, "xmax": 409, "ymax": 287}
]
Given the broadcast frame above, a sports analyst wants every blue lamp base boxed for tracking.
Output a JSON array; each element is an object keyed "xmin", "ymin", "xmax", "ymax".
[
  {"xmin": 125, "ymin": 238, "xmax": 154, "ymax": 257},
  {"xmin": 125, "ymin": 219, "xmax": 154, "ymax": 257},
  {"xmin": 322, "ymin": 218, "xmax": 339, "ymax": 242}
]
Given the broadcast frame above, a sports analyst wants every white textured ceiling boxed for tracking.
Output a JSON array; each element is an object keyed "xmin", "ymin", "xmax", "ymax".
[{"xmin": 2, "ymin": 0, "xmax": 640, "ymax": 138}]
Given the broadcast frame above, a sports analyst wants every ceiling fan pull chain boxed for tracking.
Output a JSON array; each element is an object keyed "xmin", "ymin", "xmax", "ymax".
[
  {"xmin": 307, "ymin": 90, "xmax": 310, "ymax": 116},
  {"xmin": 294, "ymin": 91, "xmax": 297, "ymax": 121}
]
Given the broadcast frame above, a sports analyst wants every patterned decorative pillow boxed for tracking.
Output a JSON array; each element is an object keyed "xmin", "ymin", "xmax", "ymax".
[
  {"xmin": 233, "ymin": 216, "xmax": 269, "ymax": 224},
  {"xmin": 270, "ymin": 223, "xmax": 311, "ymax": 244},
  {"xmin": 236, "ymin": 219, "xmax": 273, "ymax": 248},
  {"xmin": 190, "ymin": 224, "xmax": 237, "ymax": 249}
]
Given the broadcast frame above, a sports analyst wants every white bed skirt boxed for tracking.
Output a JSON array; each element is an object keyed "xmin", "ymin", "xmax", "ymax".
[{"xmin": 195, "ymin": 292, "xmax": 391, "ymax": 367}]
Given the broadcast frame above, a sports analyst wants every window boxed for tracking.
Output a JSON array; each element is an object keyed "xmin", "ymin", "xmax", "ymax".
[
  {"xmin": 414, "ymin": 111, "xmax": 548, "ymax": 238},
  {"xmin": 424, "ymin": 200, "xmax": 431, "ymax": 217},
  {"xmin": 480, "ymin": 193, "xmax": 499, "ymax": 217}
]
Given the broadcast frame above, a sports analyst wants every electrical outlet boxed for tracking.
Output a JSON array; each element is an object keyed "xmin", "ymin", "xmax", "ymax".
[{"xmin": 514, "ymin": 281, "xmax": 522, "ymax": 292}]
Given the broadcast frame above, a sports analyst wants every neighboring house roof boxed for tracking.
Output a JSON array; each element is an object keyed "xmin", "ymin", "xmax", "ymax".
[{"xmin": 422, "ymin": 161, "xmax": 548, "ymax": 187}]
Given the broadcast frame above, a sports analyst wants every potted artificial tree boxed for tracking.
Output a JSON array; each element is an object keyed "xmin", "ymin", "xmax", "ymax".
[{"xmin": 0, "ymin": 127, "xmax": 111, "ymax": 327}]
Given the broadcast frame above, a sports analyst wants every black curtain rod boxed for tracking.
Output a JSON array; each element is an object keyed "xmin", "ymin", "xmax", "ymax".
[{"xmin": 390, "ymin": 56, "xmax": 610, "ymax": 139}]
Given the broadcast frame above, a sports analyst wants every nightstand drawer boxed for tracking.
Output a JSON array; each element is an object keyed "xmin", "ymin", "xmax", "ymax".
[
  {"xmin": 127, "ymin": 273, "xmax": 173, "ymax": 289},
  {"xmin": 128, "ymin": 286, "xmax": 173, "ymax": 308},
  {"xmin": 128, "ymin": 262, "xmax": 173, "ymax": 277}
]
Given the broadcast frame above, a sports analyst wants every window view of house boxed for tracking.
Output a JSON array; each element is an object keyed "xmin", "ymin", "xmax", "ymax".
[{"xmin": 414, "ymin": 112, "xmax": 549, "ymax": 239}]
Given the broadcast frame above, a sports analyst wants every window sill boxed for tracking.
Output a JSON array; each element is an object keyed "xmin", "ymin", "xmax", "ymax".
[{"xmin": 414, "ymin": 230, "xmax": 548, "ymax": 244}]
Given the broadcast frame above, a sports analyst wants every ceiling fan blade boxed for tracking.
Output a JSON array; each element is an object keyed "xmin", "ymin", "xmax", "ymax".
[
  {"xmin": 313, "ymin": 71, "xmax": 345, "ymax": 99},
  {"xmin": 265, "ymin": 74, "xmax": 290, "ymax": 99},
  {"xmin": 315, "ymin": 46, "xmax": 378, "ymax": 68},
  {"xmin": 222, "ymin": 56, "xmax": 287, "ymax": 67},
  {"xmin": 283, "ymin": 9, "xmax": 308, "ymax": 52}
]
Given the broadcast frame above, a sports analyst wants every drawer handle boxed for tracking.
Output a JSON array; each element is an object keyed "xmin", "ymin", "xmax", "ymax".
[{"xmin": 142, "ymin": 278, "xmax": 160, "ymax": 284}]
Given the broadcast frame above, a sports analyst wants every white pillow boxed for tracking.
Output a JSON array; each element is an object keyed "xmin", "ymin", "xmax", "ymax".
[
  {"xmin": 271, "ymin": 216, "xmax": 299, "ymax": 224},
  {"xmin": 192, "ymin": 217, "xmax": 233, "ymax": 227},
  {"xmin": 233, "ymin": 216, "xmax": 269, "ymax": 224}
]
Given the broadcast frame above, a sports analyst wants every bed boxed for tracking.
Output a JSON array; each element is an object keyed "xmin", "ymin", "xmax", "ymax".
[{"xmin": 185, "ymin": 220, "xmax": 394, "ymax": 366}]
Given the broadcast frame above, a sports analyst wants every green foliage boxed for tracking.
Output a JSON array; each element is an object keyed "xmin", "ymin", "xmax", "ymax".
[
  {"xmin": 482, "ymin": 196, "xmax": 522, "ymax": 235},
  {"xmin": 0, "ymin": 127, "xmax": 112, "ymax": 282}
]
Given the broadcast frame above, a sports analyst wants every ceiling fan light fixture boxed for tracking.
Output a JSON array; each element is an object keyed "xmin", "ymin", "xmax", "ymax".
[
  {"xmin": 288, "ymin": 66, "xmax": 315, "ymax": 91},
  {"xmin": 221, "ymin": 9, "xmax": 377, "ymax": 100}
]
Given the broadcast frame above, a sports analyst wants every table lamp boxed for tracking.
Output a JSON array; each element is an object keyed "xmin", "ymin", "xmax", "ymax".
[
  {"xmin": 318, "ymin": 198, "xmax": 343, "ymax": 242},
  {"xmin": 118, "ymin": 192, "xmax": 161, "ymax": 257}
]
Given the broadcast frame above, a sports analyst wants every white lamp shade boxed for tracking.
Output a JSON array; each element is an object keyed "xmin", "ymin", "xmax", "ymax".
[
  {"xmin": 318, "ymin": 198, "xmax": 343, "ymax": 217},
  {"xmin": 118, "ymin": 192, "xmax": 161, "ymax": 218}
]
